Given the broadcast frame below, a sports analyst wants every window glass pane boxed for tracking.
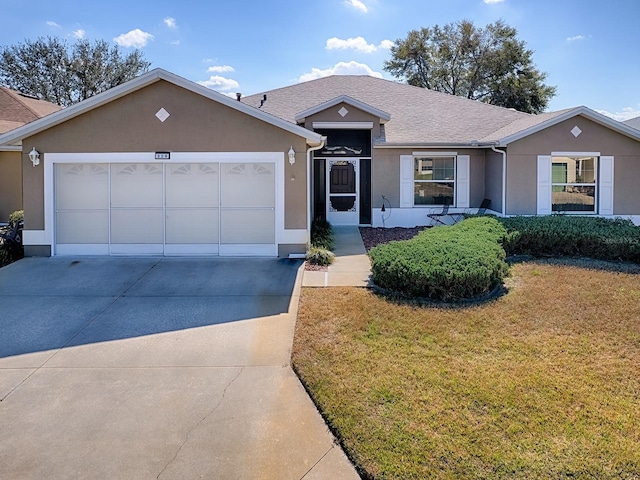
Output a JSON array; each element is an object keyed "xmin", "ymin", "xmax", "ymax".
[
  {"xmin": 414, "ymin": 182, "xmax": 455, "ymax": 205},
  {"xmin": 414, "ymin": 158, "xmax": 433, "ymax": 180},
  {"xmin": 552, "ymin": 186, "xmax": 596, "ymax": 212},
  {"xmin": 551, "ymin": 156, "xmax": 597, "ymax": 211}
]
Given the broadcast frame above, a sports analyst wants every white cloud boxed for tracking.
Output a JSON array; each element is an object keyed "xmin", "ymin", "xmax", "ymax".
[
  {"xmin": 197, "ymin": 75, "xmax": 239, "ymax": 91},
  {"xmin": 298, "ymin": 61, "xmax": 383, "ymax": 82},
  {"xmin": 567, "ymin": 35, "xmax": 586, "ymax": 42},
  {"xmin": 326, "ymin": 36, "xmax": 394, "ymax": 53},
  {"xmin": 169, "ymin": 40, "xmax": 180, "ymax": 45},
  {"xmin": 484, "ymin": 0, "xmax": 505, "ymax": 3},
  {"xmin": 344, "ymin": 0, "xmax": 368, "ymax": 13},
  {"xmin": 596, "ymin": 106, "xmax": 640, "ymax": 122},
  {"xmin": 164, "ymin": 17, "xmax": 177, "ymax": 29},
  {"xmin": 202, "ymin": 58, "xmax": 214, "ymax": 63},
  {"xmin": 326, "ymin": 36, "xmax": 376, "ymax": 53},
  {"xmin": 207, "ymin": 65, "xmax": 235, "ymax": 73},
  {"xmin": 46, "ymin": 21, "xmax": 61, "ymax": 28},
  {"xmin": 72, "ymin": 29, "xmax": 86, "ymax": 39},
  {"xmin": 114, "ymin": 29, "xmax": 154, "ymax": 48}
]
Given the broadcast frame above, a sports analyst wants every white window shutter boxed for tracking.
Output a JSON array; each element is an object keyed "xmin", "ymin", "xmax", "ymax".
[
  {"xmin": 599, "ymin": 156, "xmax": 614, "ymax": 215},
  {"xmin": 400, "ymin": 155, "xmax": 414, "ymax": 208},
  {"xmin": 456, "ymin": 155, "xmax": 470, "ymax": 208},
  {"xmin": 537, "ymin": 155, "xmax": 552, "ymax": 214}
]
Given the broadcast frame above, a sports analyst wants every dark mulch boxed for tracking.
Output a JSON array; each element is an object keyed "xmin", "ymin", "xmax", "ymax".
[{"xmin": 359, "ymin": 226, "xmax": 430, "ymax": 252}]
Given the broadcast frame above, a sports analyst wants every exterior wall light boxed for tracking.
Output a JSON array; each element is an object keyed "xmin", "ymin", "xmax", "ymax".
[
  {"xmin": 28, "ymin": 148, "xmax": 40, "ymax": 167},
  {"xmin": 288, "ymin": 146, "xmax": 296, "ymax": 166}
]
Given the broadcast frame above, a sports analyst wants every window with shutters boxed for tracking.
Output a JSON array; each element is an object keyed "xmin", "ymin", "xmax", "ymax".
[
  {"xmin": 413, "ymin": 156, "xmax": 456, "ymax": 206},
  {"xmin": 551, "ymin": 155, "xmax": 597, "ymax": 212}
]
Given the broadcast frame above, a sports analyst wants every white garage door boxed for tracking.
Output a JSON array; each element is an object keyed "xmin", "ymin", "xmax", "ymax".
[{"xmin": 54, "ymin": 161, "xmax": 276, "ymax": 256}]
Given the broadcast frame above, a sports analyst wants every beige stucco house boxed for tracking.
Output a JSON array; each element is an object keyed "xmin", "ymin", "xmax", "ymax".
[
  {"xmin": 0, "ymin": 87, "xmax": 60, "ymax": 221},
  {"xmin": 0, "ymin": 68, "xmax": 638, "ymax": 258}
]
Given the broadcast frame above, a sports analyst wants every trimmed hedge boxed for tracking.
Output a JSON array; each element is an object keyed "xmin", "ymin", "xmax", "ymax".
[
  {"xmin": 369, "ymin": 217, "xmax": 509, "ymax": 301},
  {"xmin": 498, "ymin": 215, "xmax": 640, "ymax": 263}
]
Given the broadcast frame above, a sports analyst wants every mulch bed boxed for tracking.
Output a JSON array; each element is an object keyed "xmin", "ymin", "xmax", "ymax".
[{"xmin": 358, "ymin": 226, "xmax": 430, "ymax": 252}]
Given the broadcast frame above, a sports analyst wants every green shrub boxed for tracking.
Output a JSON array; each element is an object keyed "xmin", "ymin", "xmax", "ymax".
[
  {"xmin": 8, "ymin": 209, "xmax": 23, "ymax": 226},
  {"xmin": 369, "ymin": 217, "xmax": 509, "ymax": 301},
  {"xmin": 311, "ymin": 218, "xmax": 334, "ymax": 250},
  {"xmin": 306, "ymin": 246, "xmax": 335, "ymax": 266},
  {"xmin": 499, "ymin": 216, "xmax": 640, "ymax": 263}
]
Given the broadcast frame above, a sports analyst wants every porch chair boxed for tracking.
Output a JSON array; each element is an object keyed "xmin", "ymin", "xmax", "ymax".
[
  {"xmin": 428, "ymin": 198, "xmax": 455, "ymax": 226},
  {"xmin": 477, "ymin": 198, "xmax": 491, "ymax": 215}
]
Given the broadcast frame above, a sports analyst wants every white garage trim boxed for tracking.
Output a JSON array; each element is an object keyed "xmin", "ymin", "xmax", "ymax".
[{"xmin": 41, "ymin": 152, "xmax": 286, "ymax": 256}]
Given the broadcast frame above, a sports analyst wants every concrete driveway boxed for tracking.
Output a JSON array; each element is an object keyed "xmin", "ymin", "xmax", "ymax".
[{"xmin": 0, "ymin": 257, "xmax": 358, "ymax": 479}]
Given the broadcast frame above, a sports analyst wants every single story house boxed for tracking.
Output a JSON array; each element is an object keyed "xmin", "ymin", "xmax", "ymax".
[
  {"xmin": 0, "ymin": 87, "xmax": 60, "ymax": 220},
  {"xmin": 0, "ymin": 68, "xmax": 638, "ymax": 258}
]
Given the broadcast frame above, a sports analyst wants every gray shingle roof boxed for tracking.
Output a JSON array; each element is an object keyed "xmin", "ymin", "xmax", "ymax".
[
  {"xmin": 624, "ymin": 116, "xmax": 640, "ymax": 130},
  {"xmin": 479, "ymin": 108, "xmax": 575, "ymax": 143},
  {"xmin": 242, "ymin": 75, "xmax": 534, "ymax": 144}
]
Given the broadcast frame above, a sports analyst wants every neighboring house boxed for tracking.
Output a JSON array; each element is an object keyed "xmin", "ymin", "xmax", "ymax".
[
  {"xmin": 0, "ymin": 68, "xmax": 638, "ymax": 258},
  {"xmin": 624, "ymin": 116, "xmax": 640, "ymax": 131},
  {"xmin": 0, "ymin": 87, "xmax": 61, "ymax": 220}
]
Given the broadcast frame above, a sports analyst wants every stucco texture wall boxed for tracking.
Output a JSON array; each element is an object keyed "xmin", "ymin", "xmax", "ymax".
[
  {"xmin": 372, "ymin": 148, "xmax": 487, "ymax": 208},
  {"xmin": 506, "ymin": 116, "xmax": 640, "ymax": 215},
  {"xmin": 0, "ymin": 151, "xmax": 23, "ymax": 221},
  {"xmin": 22, "ymin": 80, "xmax": 309, "ymax": 230}
]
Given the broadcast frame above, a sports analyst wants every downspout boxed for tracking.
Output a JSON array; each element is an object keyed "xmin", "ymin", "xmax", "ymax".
[
  {"xmin": 306, "ymin": 137, "xmax": 327, "ymax": 245},
  {"xmin": 491, "ymin": 145, "xmax": 507, "ymax": 216}
]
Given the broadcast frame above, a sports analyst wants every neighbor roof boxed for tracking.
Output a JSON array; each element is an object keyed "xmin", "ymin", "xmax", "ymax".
[
  {"xmin": 0, "ymin": 69, "xmax": 323, "ymax": 147},
  {"xmin": 0, "ymin": 87, "xmax": 61, "ymax": 133},
  {"xmin": 624, "ymin": 116, "xmax": 640, "ymax": 130}
]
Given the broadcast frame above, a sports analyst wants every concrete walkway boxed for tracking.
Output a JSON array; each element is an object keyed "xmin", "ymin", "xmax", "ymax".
[
  {"xmin": 303, "ymin": 226, "xmax": 371, "ymax": 287},
  {"xmin": 0, "ymin": 257, "xmax": 360, "ymax": 480}
]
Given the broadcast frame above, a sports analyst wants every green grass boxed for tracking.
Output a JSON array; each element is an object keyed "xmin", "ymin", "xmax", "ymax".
[{"xmin": 293, "ymin": 261, "xmax": 640, "ymax": 479}]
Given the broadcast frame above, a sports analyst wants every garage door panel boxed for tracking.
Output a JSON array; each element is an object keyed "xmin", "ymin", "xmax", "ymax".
[
  {"xmin": 56, "ymin": 164, "xmax": 109, "ymax": 210},
  {"xmin": 111, "ymin": 164, "xmax": 163, "ymax": 208},
  {"xmin": 166, "ymin": 163, "xmax": 219, "ymax": 208},
  {"xmin": 220, "ymin": 209, "xmax": 275, "ymax": 244},
  {"xmin": 54, "ymin": 159, "xmax": 277, "ymax": 256},
  {"xmin": 221, "ymin": 163, "xmax": 275, "ymax": 207},
  {"xmin": 110, "ymin": 209, "xmax": 164, "ymax": 244},
  {"xmin": 56, "ymin": 211, "xmax": 109, "ymax": 244},
  {"xmin": 166, "ymin": 208, "xmax": 219, "ymax": 244}
]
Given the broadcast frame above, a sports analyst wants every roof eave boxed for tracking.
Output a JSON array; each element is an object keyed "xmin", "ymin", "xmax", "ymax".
[
  {"xmin": 374, "ymin": 141, "xmax": 497, "ymax": 149},
  {"xmin": 295, "ymin": 95, "xmax": 391, "ymax": 124},
  {"xmin": 0, "ymin": 68, "xmax": 323, "ymax": 147},
  {"xmin": 497, "ymin": 106, "xmax": 640, "ymax": 146}
]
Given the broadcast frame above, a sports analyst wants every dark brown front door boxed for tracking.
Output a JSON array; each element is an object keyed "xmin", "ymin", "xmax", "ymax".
[{"xmin": 327, "ymin": 160, "xmax": 358, "ymax": 224}]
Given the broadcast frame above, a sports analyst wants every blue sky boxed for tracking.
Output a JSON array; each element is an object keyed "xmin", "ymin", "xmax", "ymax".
[{"xmin": 4, "ymin": 0, "xmax": 640, "ymax": 120}]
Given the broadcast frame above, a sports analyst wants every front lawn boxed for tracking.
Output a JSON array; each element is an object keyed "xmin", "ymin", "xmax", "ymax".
[{"xmin": 293, "ymin": 260, "xmax": 640, "ymax": 479}]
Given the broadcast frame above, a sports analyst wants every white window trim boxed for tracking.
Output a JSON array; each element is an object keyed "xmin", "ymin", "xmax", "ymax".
[
  {"xmin": 34, "ymin": 152, "xmax": 291, "ymax": 256},
  {"xmin": 400, "ymin": 152, "xmax": 469, "ymax": 209},
  {"xmin": 538, "ymin": 152, "xmax": 614, "ymax": 216}
]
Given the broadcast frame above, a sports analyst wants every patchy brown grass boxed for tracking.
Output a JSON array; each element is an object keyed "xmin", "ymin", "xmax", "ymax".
[{"xmin": 293, "ymin": 261, "xmax": 640, "ymax": 479}]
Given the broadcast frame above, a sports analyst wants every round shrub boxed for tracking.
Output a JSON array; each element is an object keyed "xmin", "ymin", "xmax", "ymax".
[
  {"xmin": 369, "ymin": 217, "xmax": 509, "ymax": 301},
  {"xmin": 306, "ymin": 246, "xmax": 335, "ymax": 266}
]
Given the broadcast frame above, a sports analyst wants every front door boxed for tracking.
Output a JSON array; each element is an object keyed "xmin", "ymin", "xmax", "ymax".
[{"xmin": 327, "ymin": 159, "xmax": 358, "ymax": 225}]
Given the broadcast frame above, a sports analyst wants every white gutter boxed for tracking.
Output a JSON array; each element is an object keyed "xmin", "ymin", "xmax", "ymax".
[
  {"xmin": 491, "ymin": 146, "xmax": 507, "ymax": 216},
  {"xmin": 306, "ymin": 137, "xmax": 327, "ymax": 246}
]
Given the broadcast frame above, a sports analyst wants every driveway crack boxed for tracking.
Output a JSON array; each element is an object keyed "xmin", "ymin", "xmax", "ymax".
[{"xmin": 156, "ymin": 366, "xmax": 244, "ymax": 479}]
